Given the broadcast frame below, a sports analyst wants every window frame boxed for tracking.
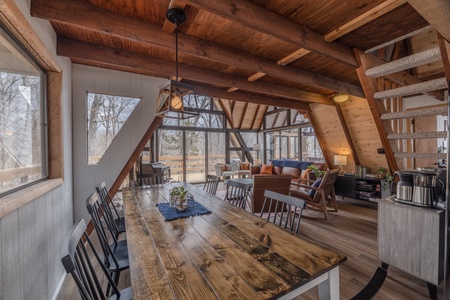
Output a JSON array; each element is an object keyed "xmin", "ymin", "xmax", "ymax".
[{"xmin": 0, "ymin": 2, "xmax": 63, "ymax": 218}]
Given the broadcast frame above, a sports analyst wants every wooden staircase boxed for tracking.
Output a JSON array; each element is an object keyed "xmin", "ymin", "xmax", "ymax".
[{"xmin": 355, "ymin": 25, "xmax": 449, "ymax": 171}]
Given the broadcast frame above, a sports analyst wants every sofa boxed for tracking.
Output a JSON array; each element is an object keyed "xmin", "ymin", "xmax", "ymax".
[{"xmin": 251, "ymin": 160, "xmax": 327, "ymax": 183}]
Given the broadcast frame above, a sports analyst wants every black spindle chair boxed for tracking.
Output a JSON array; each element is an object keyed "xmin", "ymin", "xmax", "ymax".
[
  {"xmin": 260, "ymin": 190, "xmax": 306, "ymax": 234},
  {"xmin": 224, "ymin": 180, "xmax": 251, "ymax": 209},
  {"xmin": 61, "ymin": 219, "xmax": 132, "ymax": 300},
  {"xmin": 96, "ymin": 182, "xmax": 125, "ymax": 240},
  {"xmin": 86, "ymin": 192, "xmax": 129, "ymax": 295},
  {"xmin": 203, "ymin": 174, "xmax": 220, "ymax": 195}
]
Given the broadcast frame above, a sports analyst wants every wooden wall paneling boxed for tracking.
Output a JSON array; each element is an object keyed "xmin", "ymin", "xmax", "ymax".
[
  {"xmin": 414, "ymin": 115, "xmax": 438, "ymax": 167},
  {"xmin": 339, "ymin": 97, "xmax": 389, "ymax": 173},
  {"xmin": 308, "ymin": 104, "xmax": 346, "ymax": 170},
  {"xmin": 237, "ymin": 102, "xmax": 248, "ymax": 129},
  {"xmin": 249, "ymin": 105, "xmax": 260, "ymax": 130},
  {"xmin": 354, "ymin": 49, "xmax": 400, "ymax": 171},
  {"xmin": 335, "ymin": 102, "xmax": 360, "ymax": 165},
  {"xmin": 1, "ymin": 211, "xmax": 20, "ymax": 299}
]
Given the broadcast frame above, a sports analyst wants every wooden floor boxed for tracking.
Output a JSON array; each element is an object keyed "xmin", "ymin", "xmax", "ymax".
[{"xmin": 57, "ymin": 188, "xmax": 442, "ymax": 299}]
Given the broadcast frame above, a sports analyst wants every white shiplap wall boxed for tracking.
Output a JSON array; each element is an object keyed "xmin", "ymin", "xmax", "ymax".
[
  {"xmin": 72, "ymin": 64, "xmax": 165, "ymax": 223},
  {"xmin": 0, "ymin": 1, "xmax": 74, "ymax": 299}
]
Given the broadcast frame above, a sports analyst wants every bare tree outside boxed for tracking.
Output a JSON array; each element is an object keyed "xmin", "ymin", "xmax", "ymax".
[
  {"xmin": 0, "ymin": 72, "xmax": 43, "ymax": 193},
  {"xmin": 87, "ymin": 93, "xmax": 140, "ymax": 164}
]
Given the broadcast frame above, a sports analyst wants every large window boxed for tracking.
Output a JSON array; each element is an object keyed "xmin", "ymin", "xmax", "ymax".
[
  {"xmin": 0, "ymin": 28, "xmax": 46, "ymax": 195},
  {"xmin": 157, "ymin": 96, "xmax": 226, "ymax": 182},
  {"xmin": 87, "ymin": 92, "xmax": 140, "ymax": 164}
]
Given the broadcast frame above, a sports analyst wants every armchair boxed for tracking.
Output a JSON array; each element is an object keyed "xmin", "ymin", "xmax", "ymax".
[
  {"xmin": 214, "ymin": 161, "xmax": 252, "ymax": 179},
  {"xmin": 289, "ymin": 169, "xmax": 339, "ymax": 220}
]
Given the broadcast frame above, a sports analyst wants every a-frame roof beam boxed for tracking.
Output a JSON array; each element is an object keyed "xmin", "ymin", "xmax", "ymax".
[
  {"xmin": 61, "ymin": 46, "xmax": 309, "ymax": 111},
  {"xmin": 183, "ymin": 0, "xmax": 358, "ymax": 67},
  {"xmin": 58, "ymin": 37, "xmax": 328, "ymax": 106},
  {"xmin": 30, "ymin": 0, "xmax": 364, "ymax": 98}
]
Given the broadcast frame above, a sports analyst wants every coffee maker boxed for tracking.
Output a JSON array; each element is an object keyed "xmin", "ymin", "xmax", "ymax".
[{"xmin": 392, "ymin": 168, "xmax": 445, "ymax": 207}]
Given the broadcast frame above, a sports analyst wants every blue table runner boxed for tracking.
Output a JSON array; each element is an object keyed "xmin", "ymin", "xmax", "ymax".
[{"xmin": 157, "ymin": 201, "xmax": 211, "ymax": 221}]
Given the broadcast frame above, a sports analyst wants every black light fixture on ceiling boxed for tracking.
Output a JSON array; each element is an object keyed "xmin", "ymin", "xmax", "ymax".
[{"xmin": 155, "ymin": 8, "xmax": 199, "ymax": 119}]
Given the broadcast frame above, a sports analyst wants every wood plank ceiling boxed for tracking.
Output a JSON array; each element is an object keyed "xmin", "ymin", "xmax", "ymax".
[{"xmin": 30, "ymin": 0, "xmax": 448, "ymax": 133}]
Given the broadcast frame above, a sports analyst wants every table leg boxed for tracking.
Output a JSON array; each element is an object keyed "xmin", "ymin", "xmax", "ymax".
[{"xmin": 318, "ymin": 266, "xmax": 340, "ymax": 300}]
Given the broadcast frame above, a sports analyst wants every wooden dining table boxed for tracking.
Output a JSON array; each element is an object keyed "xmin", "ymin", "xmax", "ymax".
[{"xmin": 122, "ymin": 182, "xmax": 346, "ymax": 300}]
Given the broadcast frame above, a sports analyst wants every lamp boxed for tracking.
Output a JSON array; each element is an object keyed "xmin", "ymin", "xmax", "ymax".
[
  {"xmin": 155, "ymin": 8, "xmax": 199, "ymax": 120},
  {"xmin": 334, "ymin": 154, "xmax": 347, "ymax": 176},
  {"xmin": 333, "ymin": 94, "xmax": 349, "ymax": 103}
]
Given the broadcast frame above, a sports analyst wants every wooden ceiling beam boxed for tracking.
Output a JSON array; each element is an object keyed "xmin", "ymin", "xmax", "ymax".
[
  {"xmin": 364, "ymin": 53, "xmax": 444, "ymax": 100},
  {"xmin": 407, "ymin": 0, "xmax": 450, "ymax": 43},
  {"xmin": 60, "ymin": 42, "xmax": 310, "ymax": 110},
  {"xmin": 193, "ymin": 86, "xmax": 311, "ymax": 111},
  {"xmin": 183, "ymin": 0, "xmax": 358, "ymax": 67},
  {"xmin": 278, "ymin": 0, "xmax": 407, "ymax": 66},
  {"xmin": 58, "ymin": 37, "xmax": 332, "ymax": 105},
  {"xmin": 30, "ymin": 0, "xmax": 364, "ymax": 98},
  {"xmin": 162, "ymin": 1, "xmax": 187, "ymax": 33}
]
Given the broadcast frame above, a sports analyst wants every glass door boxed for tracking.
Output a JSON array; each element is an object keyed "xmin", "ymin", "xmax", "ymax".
[
  {"xmin": 158, "ymin": 129, "xmax": 183, "ymax": 182},
  {"xmin": 185, "ymin": 131, "xmax": 205, "ymax": 183}
]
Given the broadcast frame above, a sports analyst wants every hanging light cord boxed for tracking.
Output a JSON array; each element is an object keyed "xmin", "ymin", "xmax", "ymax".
[{"xmin": 175, "ymin": 20, "xmax": 179, "ymax": 82}]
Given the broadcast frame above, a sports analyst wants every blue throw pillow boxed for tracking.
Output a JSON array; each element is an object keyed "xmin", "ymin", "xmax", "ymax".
[{"xmin": 309, "ymin": 179, "xmax": 322, "ymax": 197}]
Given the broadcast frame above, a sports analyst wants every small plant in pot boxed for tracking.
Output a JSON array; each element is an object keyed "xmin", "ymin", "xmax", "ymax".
[
  {"xmin": 378, "ymin": 167, "xmax": 387, "ymax": 179},
  {"xmin": 307, "ymin": 165, "xmax": 325, "ymax": 179},
  {"xmin": 169, "ymin": 186, "xmax": 193, "ymax": 212}
]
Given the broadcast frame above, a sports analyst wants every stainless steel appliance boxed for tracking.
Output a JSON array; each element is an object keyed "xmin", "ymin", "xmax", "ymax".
[
  {"xmin": 391, "ymin": 171, "xmax": 414, "ymax": 202},
  {"xmin": 393, "ymin": 168, "xmax": 444, "ymax": 208}
]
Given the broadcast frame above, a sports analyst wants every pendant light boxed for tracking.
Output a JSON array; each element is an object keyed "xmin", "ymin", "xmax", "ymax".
[{"xmin": 155, "ymin": 8, "xmax": 199, "ymax": 119}]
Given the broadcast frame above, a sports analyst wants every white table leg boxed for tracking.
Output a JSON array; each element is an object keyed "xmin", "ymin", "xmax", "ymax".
[{"xmin": 318, "ymin": 266, "xmax": 340, "ymax": 300}]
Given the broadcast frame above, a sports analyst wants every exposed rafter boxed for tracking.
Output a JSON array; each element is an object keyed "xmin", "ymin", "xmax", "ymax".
[
  {"xmin": 279, "ymin": 0, "xmax": 407, "ymax": 66},
  {"xmin": 57, "ymin": 37, "xmax": 328, "ymax": 106},
  {"xmin": 183, "ymin": 0, "xmax": 358, "ymax": 67},
  {"xmin": 30, "ymin": 0, "xmax": 364, "ymax": 98}
]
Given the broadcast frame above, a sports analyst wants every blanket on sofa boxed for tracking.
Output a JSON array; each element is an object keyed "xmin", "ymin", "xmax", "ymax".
[{"xmin": 271, "ymin": 160, "xmax": 312, "ymax": 170}]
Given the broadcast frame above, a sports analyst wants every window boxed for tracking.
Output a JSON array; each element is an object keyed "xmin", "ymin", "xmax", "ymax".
[
  {"xmin": 87, "ymin": 92, "xmax": 140, "ymax": 164},
  {"xmin": 302, "ymin": 127, "xmax": 323, "ymax": 161},
  {"xmin": 0, "ymin": 28, "xmax": 47, "ymax": 195}
]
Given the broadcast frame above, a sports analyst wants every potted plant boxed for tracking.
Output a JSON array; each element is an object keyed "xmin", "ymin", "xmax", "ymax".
[
  {"xmin": 307, "ymin": 165, "xmax": 325, "ymax": 178},
  {"xmin": 169, "ymin": 186, "xmax": 193, "ymax": 211},
  {"xmin": 378, "ymin": 167, "xmax": 387, "ymax": 179}
]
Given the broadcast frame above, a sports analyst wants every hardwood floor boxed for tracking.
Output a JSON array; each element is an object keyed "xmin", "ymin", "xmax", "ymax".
[{"xmin": 56, "ymin": 189, "xmax": 441, "ymax": 299}]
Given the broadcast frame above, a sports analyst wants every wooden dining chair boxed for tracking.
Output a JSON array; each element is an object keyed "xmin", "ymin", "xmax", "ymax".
[
  {"xmin": 224, "ymin": 180, "xmax": 251, "ymax": 209},
  {"xmin": 86, "ymin": 192, "xmax": 129, "ymax": 294},
  {"xmin": 289, "ymin": 169, "xmax": 339, "ymax": 220},
  {"xmin": 96, "ymin": 181, "xmax": 125, "ymax": 239},
  {"xmin": 260, "ymin": 190, "xmax": 306, "ymax": 234},
  {"xmin": 203, "ymin": 174, "xmax": 220, "ymax": 195},
  {"xmin": 61, "ymin": 219, "xmax": 132, "ymax": 300}
]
